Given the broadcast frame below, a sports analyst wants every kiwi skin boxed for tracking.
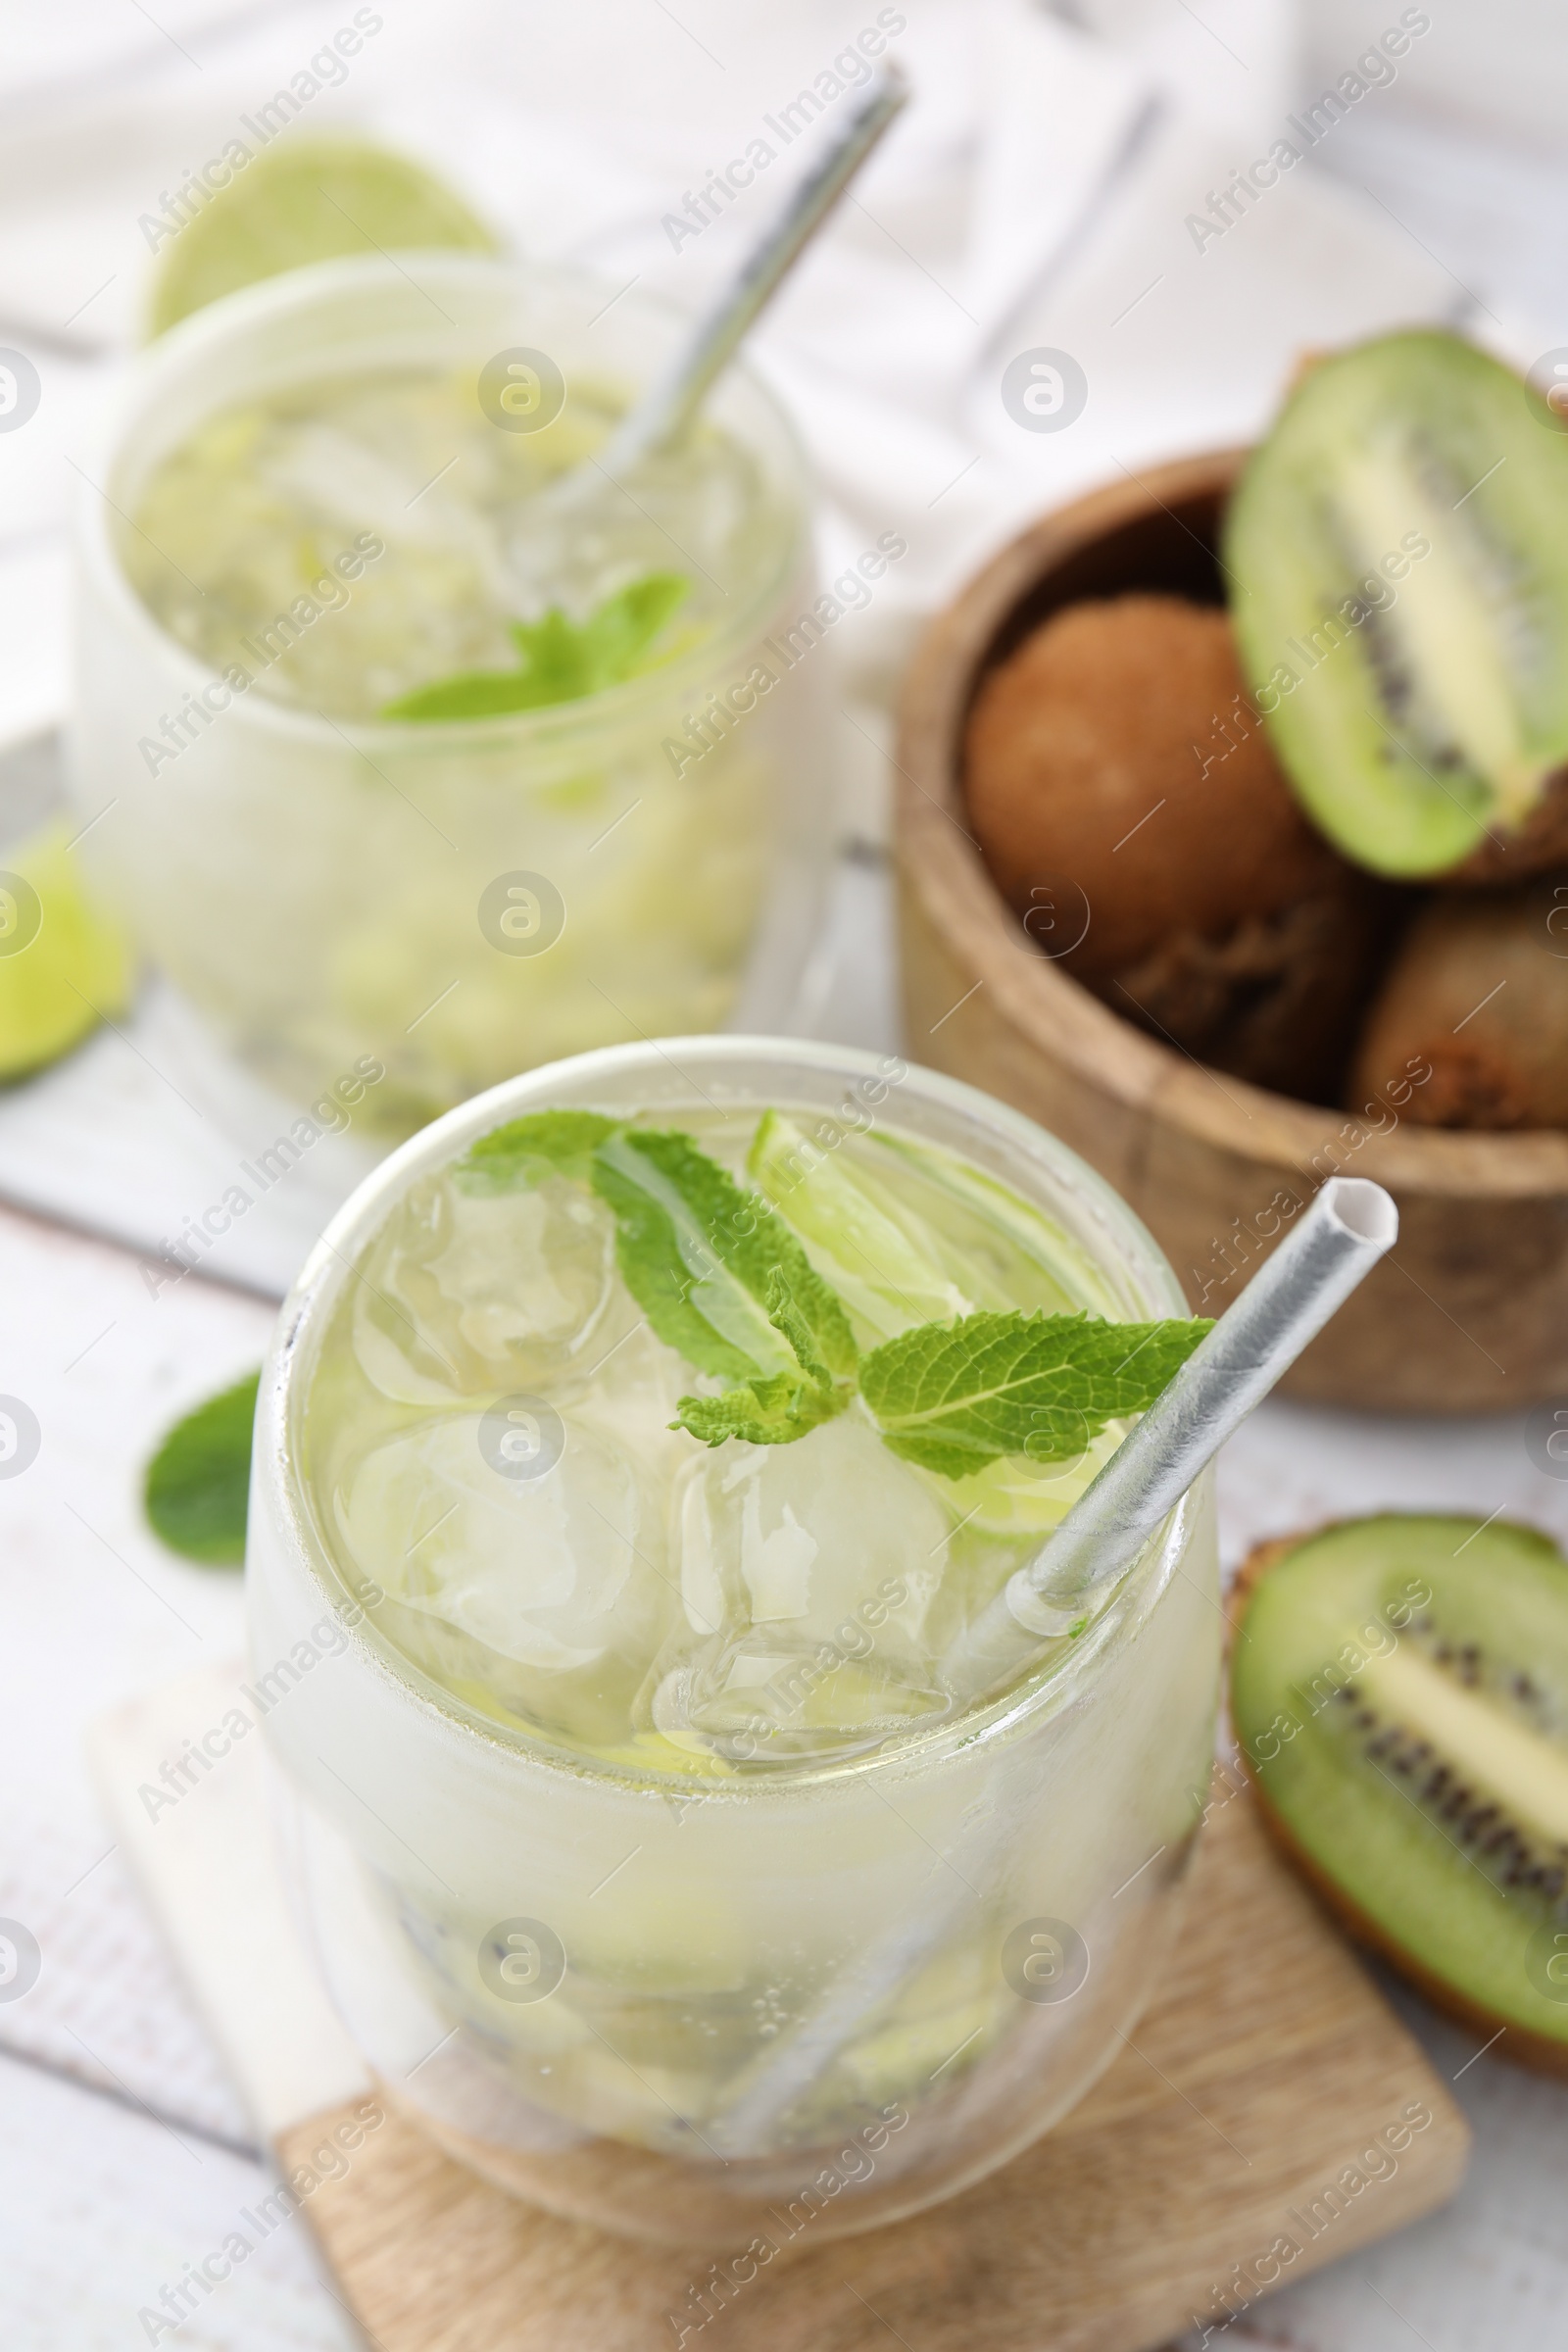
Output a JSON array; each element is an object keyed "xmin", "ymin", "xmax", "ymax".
[
  {"xmin": 1348, "ymin": 877, "xmax": 1568, "ymax": 1128},
  {"xmin": 1450, "ymin": 771, "xmax": 1568, "ymax": 886},
  {"xmin": 965, "ymin": 593, "xmax": 1350, "ymax": 973},
  {"xmin": 1113, "ymin": 886, "xmax": 1388, "ymax": 1104},
  {"xmin": 1231, "ymin": 1529, "xmax": 1568, "ymax": 2082},
  {"xmin": 965, "ymin": 593, "xmax": 1389, "ymax": 1101}
]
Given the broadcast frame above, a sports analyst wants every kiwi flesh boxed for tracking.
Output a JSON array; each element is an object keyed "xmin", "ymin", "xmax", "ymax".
[
  {"xmin": 964, "ymin": 593, "xmax": 1387, "ymax": 1098},
  {"xmin": 1348, "ymin": 876, "xmax": 1568, "ymax": 1128},
  {"xmin": 1226, "ymin": 329, "xmax": 1568, "ymax": 882},
  {"xmin": 1232, "ymin": 1514, "xmax": 1568, "ymax": 2074}
]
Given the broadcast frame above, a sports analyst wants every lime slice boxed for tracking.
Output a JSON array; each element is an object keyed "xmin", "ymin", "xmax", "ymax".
[
  {"xmin": 923, "ymin": 1433, "xmax": 1119, "ymax": 1540},
  {"xmin": 147, "ymin": 136, "xmax": 499, "ymax": 337},
  {"xmin": 868, "ymin": 1133, "xmax": 1126, "ymax": 1321},
  {"xmin": 748, "ymin": 1112, "xmax": 1109, "ymax": 1343},
  {"xmin": 747, "ymin": 1110, "xmax": 968, "ymax": 1341},
  {"xmin": 0, "ymin": 821, "xmax": 131, "ymax": 1081}
]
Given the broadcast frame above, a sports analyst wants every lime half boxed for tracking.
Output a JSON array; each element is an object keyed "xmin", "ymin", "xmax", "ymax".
[
  {"xmin": 147, "ymin": 136, "xmax": 499, "ymax": 337},
  {"xmin": 0, "ymin": 821, "xmax": 131, "ymax": 1080}
]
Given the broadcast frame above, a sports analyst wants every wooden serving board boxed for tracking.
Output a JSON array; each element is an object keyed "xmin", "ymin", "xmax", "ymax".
[{"xmin": 266, "ymin": 1774, "xmax": 1465, "ymax": 2352}]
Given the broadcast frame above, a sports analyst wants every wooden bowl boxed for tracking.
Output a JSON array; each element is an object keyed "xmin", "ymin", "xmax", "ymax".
[{"xmin": 895, "ymin": 449, "xmax": 1568, "ymax": 1413}]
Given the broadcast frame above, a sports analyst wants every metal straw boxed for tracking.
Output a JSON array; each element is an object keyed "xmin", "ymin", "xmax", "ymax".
[
  {"xmin": 601, "ymin": 64, "xmax": 907, "ymax": 476},
  {"xmin": 945, "ymin": 1177, "xmax": 1397, "ymax": 1694},
  {"xmin": 513, "ymin": 65, "xmax": 907, "ymax": 580},
  {"xmin": 710, "ymin": 1176, "xmax": 1396, "ymax": 2156}
]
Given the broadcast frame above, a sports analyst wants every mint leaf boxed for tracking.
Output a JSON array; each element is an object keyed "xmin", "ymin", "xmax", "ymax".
[
  {"xmin": 589, "ymin": 1130, "xmax": 795, "ymax": 1382},
  {"xmin": 859, "ymin": 1311, "xmax": 1211, "ymax": 1479},
  {"xmin": 765, "ymin": 1264, "xmax": 856, "ymax": 1389},
  {"xmin": 674, "ymin": 1370, "xmax": 850, "ymax": 1449},
  {"xmin": 144, "ymin": 1371, "xmax": 261, "ymax": 1565},
  {"xmin": 455, "ymin": 1109, "xmax": 619, "ymax": 1193},
  {"xmin": 519, "ymin": 570, "xmax": 688, "ymax": 689},
  {"xmin": 441, "ymin": 1111, "xmax": 1209, "ymax": 1482},
  {"xmin": 504, "ymin": 607, "xmax": 596, "ymax": 703},
  {"xmin": 379, "ymin": 666, "xmax": 561, "ymax": 720},
  {"xmin": 457, "ymin": 1113, "xmax": 858, "ymax": 1396},
  {"xmin": 588, "ymin": 1129, "xmax": 855, "ymax": 1385},
  {"xmin": 673, "ymin": 1265, "xmax": 858, "ymax": 1452},
  {"xmin": 382, "ymin": 571, "xmax": 688, "ymax": 721}
]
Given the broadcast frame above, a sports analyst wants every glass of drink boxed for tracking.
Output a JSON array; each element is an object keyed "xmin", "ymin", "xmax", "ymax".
[
  {"xmin": 247, "ymin": 1038, "xmax": 1220, "ymax": 2246},
  {"xmin": 68, "ymin": 256, "xmax": 836, "ymax": 1138}
]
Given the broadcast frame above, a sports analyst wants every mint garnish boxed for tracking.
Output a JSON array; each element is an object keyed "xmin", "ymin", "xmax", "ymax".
[
  {"xmin": 675, "ymin": 1368, "xmax": 850, "ymax": 1448},
  {"xmin": 455, "ymin": 1109, "xmax": 619, "ymax": 1193},
  {"xmin": 382, "ymin": 571, "xmax": 689, "ymax": 721},
  {"xmin": 458, "ymin": 1112, "xmax": 1210, "ymax": 1472},
  {"xmin": 589, "ymin": 1127, "xmax": 855, "ymax": 1388},
  {"xmin": 858, "ymin": 1310, "xmax": 1208, "ymax": 1478},
  {"xmin": 763, "ymin": 1263, "xmax": 856, "ymax": 1389},
  {"xmin": 674, "ymin": 1267, "xmax": 857, "ymax": 1448},
  {"xmin": 144, "ymin": 1370, "xmax": 262, "ymax": 1565}
]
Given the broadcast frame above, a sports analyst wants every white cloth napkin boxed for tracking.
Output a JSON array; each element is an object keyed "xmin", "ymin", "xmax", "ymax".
[{"xmin": 0, "ymin": 0, "xmax": 1527, "ymax": 771}]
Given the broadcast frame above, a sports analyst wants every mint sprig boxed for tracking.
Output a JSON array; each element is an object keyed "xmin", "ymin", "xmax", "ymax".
[
  {"xmin": 382, "ymin": 571, "xmax": 689, "ymax": 721},
  {"xmin": 858, "ymin": 1310, "xmax": 1208, "ymax": 1478},
  {"xmin": 457, "ymin": 1113, "xmax": 1210, "ymax": 1475}
]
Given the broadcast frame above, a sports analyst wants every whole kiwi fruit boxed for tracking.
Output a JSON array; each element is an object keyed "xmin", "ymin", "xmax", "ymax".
[
  {"xmin": 1348, "ymin": 877, "xmax": 1568, "ymax": 1128},
  {"xmin": 964, "ymin": 592, "xmax": 1387, "ymax": 1101}
]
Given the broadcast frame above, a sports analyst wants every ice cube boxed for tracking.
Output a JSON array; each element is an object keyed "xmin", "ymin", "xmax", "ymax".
[
  {"xmin": 353, "ymin": 1169, "xmax": 635, "ymax": 1405},
  {"xmin": 564, "ymin": 1318, "xmax": 696, "ymax": 1493},
  {"xmin": 336, "ymin": 1407, "xmax": 675, "ymax": 1683},
  {"xmin": 264, "ymin": 419, "xmax": 508, "ymax": 574},
  {"xmin": 661, "ymin": 1414, "xmax": 955, "ymax": 1759}
]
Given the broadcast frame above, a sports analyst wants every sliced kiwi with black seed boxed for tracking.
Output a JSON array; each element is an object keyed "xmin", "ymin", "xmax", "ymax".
[
  {"xmin": 1226, "ymin": 330, "xmax": 1568, "ymax": 882},
  {"xmin": 1231, "ymin": 1513, "xmax": 1568, "ymax": 2074}
]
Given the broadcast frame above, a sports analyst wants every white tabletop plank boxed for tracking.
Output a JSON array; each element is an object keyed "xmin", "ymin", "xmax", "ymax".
[
  {"xmin": 0, "ymin": 1819, "xmax": 255, "ymax": 2153},
  {"xmin": 0, "ymin": 1196, "xmax": 274, "ymax": 2145},
  {"xmin": 0, "ymin": 2052, "xmax": 354, "ymax": 2352}
]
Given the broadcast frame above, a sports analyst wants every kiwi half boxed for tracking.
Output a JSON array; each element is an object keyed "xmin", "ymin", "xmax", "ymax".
[
  {"xmin": 1232, "ymin": 1514, "xmax": 1568, "ymax": 2074},
  {"xmin": 1226, "ymin": 331, "xmax": 1568, "ymax": 881}
]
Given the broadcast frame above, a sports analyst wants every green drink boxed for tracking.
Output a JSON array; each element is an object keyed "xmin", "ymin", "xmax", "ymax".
[
  {"xmin": 69, "ymin": 259, "xmax": 833, "ymax": 1132},
  {"xmin": 122, "ymin": 362, "xmax": 774, "ymax": 723},
  {"xmin": 248, "ymin": 1041, "xmax": 1219, "ymax": 2243}
]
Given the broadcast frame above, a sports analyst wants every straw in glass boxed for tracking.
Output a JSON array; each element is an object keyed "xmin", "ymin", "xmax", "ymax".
[{"xmin": 709, "ymin": 1176, "xmax": 1397, "ymax": 2157}]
